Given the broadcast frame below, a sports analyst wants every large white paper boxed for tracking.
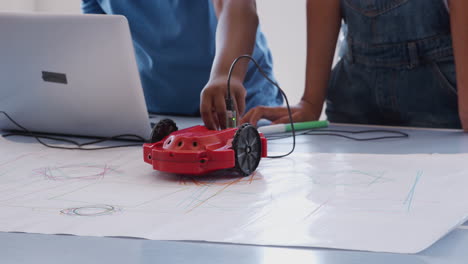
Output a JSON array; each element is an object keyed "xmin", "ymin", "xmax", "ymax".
[{"xmin": 1, "ymin": 137, "xmax": 467, "ymax": 253}]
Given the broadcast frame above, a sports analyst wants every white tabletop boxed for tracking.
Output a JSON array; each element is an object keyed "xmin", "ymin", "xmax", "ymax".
[{"xmin": 2, "ymin": 117, "xmax": 467, "ymax": 264}]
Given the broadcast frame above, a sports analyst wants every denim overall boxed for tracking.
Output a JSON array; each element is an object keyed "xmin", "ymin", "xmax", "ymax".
[{"xmin": 326, "ymin": 0, "xmax": 459, "ymax": 128}]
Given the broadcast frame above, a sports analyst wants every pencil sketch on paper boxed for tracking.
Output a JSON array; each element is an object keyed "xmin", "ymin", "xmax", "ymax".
[
  {"xmin": 34, "ymin": 164, "xmax": 114, "ymax": 181},
  {"xmin": 61, "ymin": 205, "xmax": 121, "ymax": 217},
  {"xmin": 403, "ymin": 171, "xmax": 424, "ymax": 212}
]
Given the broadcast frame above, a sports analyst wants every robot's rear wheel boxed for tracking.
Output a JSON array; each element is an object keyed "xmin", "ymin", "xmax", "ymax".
[{"xmin": 232, "ymin": 124, "xmax": 262, "ymax": 176}]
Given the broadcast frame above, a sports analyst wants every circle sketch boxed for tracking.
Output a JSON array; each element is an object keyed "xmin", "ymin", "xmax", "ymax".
[
  {"xmin": 61, "ymin": 205, "xmax": 121, "ymax": 217},
  {"xmin": 35, "ymin": 164, "xmax": 114, "ymax": 181}
]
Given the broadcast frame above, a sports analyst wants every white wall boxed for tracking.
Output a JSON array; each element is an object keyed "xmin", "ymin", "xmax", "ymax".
[
  {"xmin": 257, "ymin": 0, "xmax": 306, "ymax": 104},
  {"xmin": 0, "ymin": 0, "xmax": 307, "ymax": 105},
  {"xmin": 0, "ymin": 0, "xmax": 35, "ymax": 11},
  {"xmin": 34, "ymin": 0, "xmax": 80, "ymax": 13},
  {"xmin": 0, "ymin": 0, "xmax": 80, "ymax": 13}
]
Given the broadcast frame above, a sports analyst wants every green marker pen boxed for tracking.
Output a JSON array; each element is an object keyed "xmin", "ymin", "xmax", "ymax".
[{"xmin": 257, "ymin": 120, "xmax": 329, "ymax": 134}]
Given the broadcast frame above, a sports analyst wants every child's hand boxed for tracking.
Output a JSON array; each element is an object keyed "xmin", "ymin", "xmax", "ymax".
[
  {"xmin": 240, "ymin": 99, "xmax": 321, "ymax": 127},
  {"xmin": 200, "ymin": 76, "xmax": 246, "ymax": 130}
]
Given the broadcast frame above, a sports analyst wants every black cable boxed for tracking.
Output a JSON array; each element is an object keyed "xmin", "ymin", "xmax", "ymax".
[
  {"xmin": 3, "ymin": 132, "xmax": 86, "ymax": 145},
  {"xmin": 305, "ymin": 129, "xmax": 409, "ymax": 141},
  {"xmin": 267, "ymin": 129, "xmax": 409, "ymax": 141},
  {"xmin": 227, "ymin": 55, "xmax": 295, "ymax": 158},
  {"xmin": 0, "ymin": 111, "xmax": 144, "ymax": 150}
]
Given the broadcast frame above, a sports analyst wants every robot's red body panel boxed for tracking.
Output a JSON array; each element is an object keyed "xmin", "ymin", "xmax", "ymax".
[{"xmin": 143, "ymin": 125, "xmax": 267, "ymax": 175}]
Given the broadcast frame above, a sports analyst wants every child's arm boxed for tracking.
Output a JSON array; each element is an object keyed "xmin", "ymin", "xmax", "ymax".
[
  {"xmin": 449, "ymin": 0, "xmax": 468, "ymax": 131},
  {"xmin": 200, "ymin": 0, "xmax": 259, "ymax": 130},
  {"xmin": 241, "ymin": 0, "xmax": 341, "ymax": 126}
]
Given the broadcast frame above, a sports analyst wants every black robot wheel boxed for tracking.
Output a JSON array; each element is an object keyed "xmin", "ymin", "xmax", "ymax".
[
  {"xmin": 150, "ymin": 119, "xmax": 178, "ymax": 143},
  {"xmin": 232, "ymin": 123, "xmax": 262, "ymax": 176}
]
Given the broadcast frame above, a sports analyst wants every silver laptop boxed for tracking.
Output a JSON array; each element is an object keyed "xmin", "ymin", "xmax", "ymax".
[{"xmin": 0, "ymin": 12, "xmax": 152, "ymax": 139}]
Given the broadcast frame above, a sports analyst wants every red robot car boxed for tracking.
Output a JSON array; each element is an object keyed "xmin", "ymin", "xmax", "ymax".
[{"xmin": 143, "ymin": 119, "xmax": 267, "ymax": 176}]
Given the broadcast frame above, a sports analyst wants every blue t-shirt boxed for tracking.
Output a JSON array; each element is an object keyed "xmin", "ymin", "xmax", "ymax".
[{"xmin": 82, "ymin": 0, "xmax": 283, "ymax": 115}]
